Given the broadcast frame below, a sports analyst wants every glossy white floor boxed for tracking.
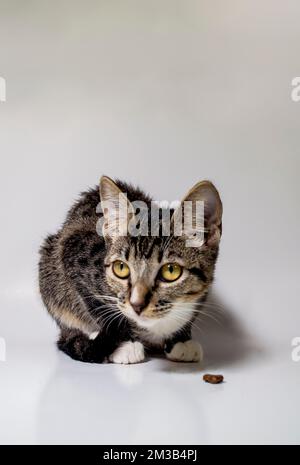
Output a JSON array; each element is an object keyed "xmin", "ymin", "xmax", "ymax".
[
  {"xmin": 1, "ymin": 0, "xmax": 300, "ymax": 446},
  {"xmin": 1, "ymin": 288, "xmax": 299, "ymax": 445}
]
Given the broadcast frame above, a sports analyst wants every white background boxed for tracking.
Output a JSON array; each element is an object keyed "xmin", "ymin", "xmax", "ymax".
[{"xmin": 0, "ymin": 0, "xmax": 299, "ymax": 444}]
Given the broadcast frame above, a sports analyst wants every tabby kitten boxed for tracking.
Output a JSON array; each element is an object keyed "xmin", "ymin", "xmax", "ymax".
[{"xmin": 39, "ymin": 176, "xmax": 222, "ymax": 364}]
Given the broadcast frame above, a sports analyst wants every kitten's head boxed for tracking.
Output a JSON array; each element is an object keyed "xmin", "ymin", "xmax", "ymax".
[{"xmin": 99, "ymin": 176, "xmax": 222, "ymax": 333}]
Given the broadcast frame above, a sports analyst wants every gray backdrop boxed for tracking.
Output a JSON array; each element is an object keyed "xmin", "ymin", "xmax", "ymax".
[{"xmin": 0, "ymin": 0, "xmax": 299, "ymax": 445}]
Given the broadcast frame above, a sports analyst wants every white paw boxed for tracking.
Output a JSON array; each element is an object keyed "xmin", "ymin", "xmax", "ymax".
[
  {"xmin": 166, "ymin": 340, "xmax": 203, "ymax": 362},
  {"xmin": 109, "ymin": 341, "xmax": 145, "ymax": 364}
]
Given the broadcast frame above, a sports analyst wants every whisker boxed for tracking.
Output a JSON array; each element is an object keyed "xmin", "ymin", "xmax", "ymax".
[
  {"xmin": 101, "ymin": 311, "xmax": 120, "ymax": 327},
  {"xmin": 106, "ymin": 312, "xmax": 124, "ymax": 332},
  {"xmin": 84, "ymin": 294, "xmax": 119, "ymax": 302},
  {"xmin": 168, "ymin": 313, "xmax": 204, "ymax": 335},
  {"xmin": 88, "ymin": 305, "xmax": 119, "ymax": 319},
  {"xmin": 173, "ymin": 302, "xmax": 225, "ymax": 318}
]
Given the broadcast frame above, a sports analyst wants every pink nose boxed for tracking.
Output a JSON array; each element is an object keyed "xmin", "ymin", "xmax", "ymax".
[
  {"xmin": 130, "ymin": 302, "xmax": 146, "ymax": 315},
  {"xmin": 130, "ymin": 283, "xmax": 150, "ymax": 315}
]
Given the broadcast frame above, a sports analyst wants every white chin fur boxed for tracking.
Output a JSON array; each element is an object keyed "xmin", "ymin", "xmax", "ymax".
[{"xmin": 126, "ymin": 303, "xmax": 195, "ymax": 343}]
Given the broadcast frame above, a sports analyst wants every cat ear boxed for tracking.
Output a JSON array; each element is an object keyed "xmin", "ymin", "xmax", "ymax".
[
  {"xmin": 99, "ymin": 176, "xmax": 134, "ymax": 239},
  {"xmin": 174, "ymin": 180, "xmax": 223, "ymax": 246}
]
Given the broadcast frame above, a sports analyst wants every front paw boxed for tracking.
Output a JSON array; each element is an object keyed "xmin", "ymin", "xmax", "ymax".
[
  {"xmin": 109, "ymin": 341, "xmax": 145, "ymax": 364},
  {"xmin": 165, "ymin": 340, "xmax": 203, "ymax": 362}
]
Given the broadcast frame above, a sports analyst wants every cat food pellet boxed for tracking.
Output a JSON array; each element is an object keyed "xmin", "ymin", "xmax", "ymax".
[{"xmin": 203, "ymin": 374, "xmax": 224, "ymax": 384}]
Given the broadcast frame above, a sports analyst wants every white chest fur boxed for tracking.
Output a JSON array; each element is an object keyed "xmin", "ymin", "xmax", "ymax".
[{"xmin": 138, "ymin": 304, "xmax": 195, "ymax": 345}]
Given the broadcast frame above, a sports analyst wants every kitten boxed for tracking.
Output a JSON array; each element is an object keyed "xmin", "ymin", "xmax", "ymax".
[{"xmin": 39, "ymin": 176, "xmax": 222, "ymax": 364}]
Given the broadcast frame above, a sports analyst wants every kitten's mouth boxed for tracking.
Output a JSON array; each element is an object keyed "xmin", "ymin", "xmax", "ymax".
[{"xmin": 122, "ymin": 304, "xmax": 167, "ymax": 327}]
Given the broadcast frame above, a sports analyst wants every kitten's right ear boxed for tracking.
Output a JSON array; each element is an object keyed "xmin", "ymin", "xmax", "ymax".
[
  {"xmin": 99, "ymin": 176, "xmax": 133, "ymax": 239},
  {"xmin": 186, "ymin": 180, "xmax": 223, "ymax": 245},
  {"xmin": 173, "ymin": 180, "xmax": 223, "ymax": 246}
]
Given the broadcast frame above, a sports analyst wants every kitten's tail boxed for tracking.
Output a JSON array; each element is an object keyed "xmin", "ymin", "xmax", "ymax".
[{"xmin": 57, "ymin": 329, "xmax": 114, "ymax": 363}]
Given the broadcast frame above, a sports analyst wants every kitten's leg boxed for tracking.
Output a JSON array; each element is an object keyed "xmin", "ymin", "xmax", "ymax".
[
  {"xmin": 164, "ymin": 329, "xmax": 203, "ymax": 363},
  {"xmin": 57, "ymin": 328, "xmax": 117, "ymax": 363},
  {"xmin": 108, "ymin": 340, "xmax": 145, "ymax": 364}
]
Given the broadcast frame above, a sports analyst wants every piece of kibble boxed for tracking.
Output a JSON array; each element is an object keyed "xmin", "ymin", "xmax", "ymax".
[{"xmin": 203, "ymin": 374, "xmax": 224, "ymax": 384}]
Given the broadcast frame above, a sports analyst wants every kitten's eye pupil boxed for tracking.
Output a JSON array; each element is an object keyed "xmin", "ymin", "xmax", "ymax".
[
  {"xmin": 160, "ymin": 263, "xmax": 182, "ymax": 282},
  {"xmin": 112, "ymin": 260, "xmax": 130, "ymax": 279}
]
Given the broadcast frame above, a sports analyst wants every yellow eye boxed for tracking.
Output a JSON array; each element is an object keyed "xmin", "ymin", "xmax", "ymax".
[
  {"xmin": 112, "ymin": 260, "xmax": 130, "ymax": 279},
  {"xmin": 160, "ymin": 263, "xmax": 182, "ymax": 282}
]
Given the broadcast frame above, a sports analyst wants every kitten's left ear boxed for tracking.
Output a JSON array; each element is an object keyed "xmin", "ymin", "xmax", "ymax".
[
  {"xmin": 177, "ymin": 180, "xmax": 223, "ymax": 246},
  {"xmin": 99, "ymin": 176, "xmax": 134, "ymax": 240}
]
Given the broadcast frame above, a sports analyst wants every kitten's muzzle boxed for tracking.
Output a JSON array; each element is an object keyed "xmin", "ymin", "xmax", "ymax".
[{"xmin": 129, "ymin": 282, "xmax": 151, "ymax": 316}]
